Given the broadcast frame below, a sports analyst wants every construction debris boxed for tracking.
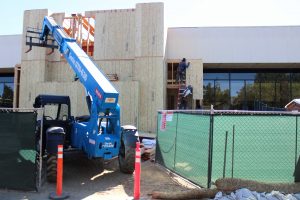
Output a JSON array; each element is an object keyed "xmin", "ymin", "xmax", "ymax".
[
  {"xmin": 151, "ymin": 178, "xmax": 300, "ymax": 199},
  {"xmin": 152, "ymin": 188, "xmax": 218, "ymax": 200},
  {"xmin": 215, "ymin": 178, "xmax": 300, "ymax": 194},
  {"xmin": 141, "ymin": 138, "xmax": 156, "ymax": 161}
]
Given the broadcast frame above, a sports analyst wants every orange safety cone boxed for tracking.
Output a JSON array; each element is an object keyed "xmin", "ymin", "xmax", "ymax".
[
  {"xmin": 134, "ymin": 142, "xmax": 141, "ymax": 199},
  {"xmin": 49, "ymin": 145, "xmax": 69, "ymax": 200}
]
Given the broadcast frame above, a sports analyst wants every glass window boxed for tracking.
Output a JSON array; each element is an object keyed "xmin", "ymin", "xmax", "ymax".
[
  {"xmin": 0, "ymin": 83, "xmax": 3, "ymax": 97},
  {"xmin": 203, "ymin": 80, "xmax": 214, "ymax": 108},
  {"xmin": 231, "ymin": 80, "xmax": 245, "ymax": 110},
  {"xmin": 0, "ymin": 76, "xmax": 14, "ymax": 82},
  {"xmin": 203, "ymin": 71, "xmax": 300, "ymax": 111},
  {"xmin": 3, "ymin": 83, "xmax": 13, "ymax": 98},
  {"xmin": 44, "ymin": 104, "xmax": 59, "ymax": 120},
  {"xmin": 292, "ymin": 82, "xmax": 300, "ymax": 99},
  {"xmin": 58, "ymin": 104, "xmax": 69, "ymax": 121},
  {"xmin": 291, "ymin": 73, "xmax": 300, "ymax": 82},
  {"xmin": 261, "ymin": 81, "xmax": 275, "ymax": 106},
  {"xmin": 275, "ymin": 80, "xmax": 290, "ymax": 108},
  {"xmin": 231, "ymin": 73, "xmax": 256, "ymax": 80},
  {"xmin": 215, "ymin": 80, "xmax": 230, "ymax": 109},
  {"xmin": 246, "ymin": 80, "xmax": 260, "ymax": 110},
  {"xmin": 203, "ymin": 73, "xmax": 229, "ymax": 80}
]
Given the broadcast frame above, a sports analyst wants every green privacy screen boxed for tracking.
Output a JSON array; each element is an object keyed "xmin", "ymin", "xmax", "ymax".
[
  {"xmin": 156, "ymin": 110, "xmax": 300, "ymax": 188},
  {"xmin": 0, "ymin": 111, "xmax": 37, "ymax": 190},
  {"xmin": 156, "ymin": 111, "xmax": 211, "ymax": 187}
]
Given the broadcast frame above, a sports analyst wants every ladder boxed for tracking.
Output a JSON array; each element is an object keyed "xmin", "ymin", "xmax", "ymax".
[{"xmin": 177, "ymin": 82, "xmax": 186, "ymax": 109}]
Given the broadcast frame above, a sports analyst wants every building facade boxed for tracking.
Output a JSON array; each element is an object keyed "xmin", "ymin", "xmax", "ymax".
[
  {"xmin": 1, "ymin": 3, "xmax": 300, "ymax": 133},
  {"xmin": 165, "ymin": 26, "xmax": 300, "ymax": 111},
  {"xmin": 0, "ymin": 35, "xmax": 22, "ymax": 107}
]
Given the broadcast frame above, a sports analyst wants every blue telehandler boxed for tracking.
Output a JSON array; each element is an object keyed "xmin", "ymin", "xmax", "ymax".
[{"xmin": 26, "ymin": 16, "xmax": 138, "ymax": 182}]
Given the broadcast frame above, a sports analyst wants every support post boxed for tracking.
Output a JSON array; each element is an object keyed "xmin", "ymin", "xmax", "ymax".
[
  {"xmin": 223, "ymin": 131, "xmax": 228, "ymax": 178},
  {"xmin": 207, "ymin": 105, "xmax": 214, "ymax": 188},
  {"xmin": 231, "ymin": 125, "xmax": 235, "ymax": 178}
]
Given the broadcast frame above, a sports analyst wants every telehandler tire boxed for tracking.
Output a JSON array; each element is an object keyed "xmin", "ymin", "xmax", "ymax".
[
  {"xmin": 46, "ymin": 154, "xmax": 57, "ymax": 182},
  {"xmin": 118, "ymin": 141, "xmax": 135, "ymax": 174}
]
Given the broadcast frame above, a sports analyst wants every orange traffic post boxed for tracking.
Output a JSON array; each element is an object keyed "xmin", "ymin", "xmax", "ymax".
[
  {"xmin": 134, "ymin": 142, "xmax": 141, "ymax": 199},
  {"xmin": 49, "ymin": 145, "xmax": 69, "ymax": 200}
]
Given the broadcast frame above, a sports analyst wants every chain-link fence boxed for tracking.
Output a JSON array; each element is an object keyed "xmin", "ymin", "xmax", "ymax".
[
  {"xmin": 156, "ymin": 109, "xmax": 300, "ymax": 188},
  {"xmin": 0, "ymin": 108, "xmax": 43, "ymax": 191}
]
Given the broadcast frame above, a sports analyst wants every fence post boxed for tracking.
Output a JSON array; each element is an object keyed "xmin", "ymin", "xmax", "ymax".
[
  {"xmin": 173, "ymin": 112, "xmax": 179, "ymax": 171},
  {"xmin": 38, "ymin": 107, "xmax": 44, "ymax": 189},
  {"xmin": 207, "ymin": 105, "xmax": 214, "ymax": 188},
  {"xmin": 231, "ymin": 125, "xmax": 235, "ymax": 178},
  {"xmin": 296, "ymin": 116, "xmax": 298, "ymax": 168},
  {"xmin": 223, "ymin": 131, "xmax": 228, "ymax": 178}
]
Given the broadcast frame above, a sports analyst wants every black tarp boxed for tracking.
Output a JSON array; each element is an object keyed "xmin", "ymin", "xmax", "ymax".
[{"xmin": 0, "ymin": 112, "xmax": 37, "ymax": 190}]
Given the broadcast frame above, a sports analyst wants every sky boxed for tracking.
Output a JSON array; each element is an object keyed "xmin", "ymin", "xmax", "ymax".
[{"xmin": 0, "ymin": 0, "xmax": 300, "ymax": 35}]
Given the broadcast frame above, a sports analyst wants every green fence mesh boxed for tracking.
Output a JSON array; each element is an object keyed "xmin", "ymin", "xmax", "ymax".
[
  {"xmin": 156, "ymin": 110, "xmax": 300, "ymax": 188},
  {"xmin": 156, "ymin": 111, "xmax": 210, "ymax": 187},
  {"xmin": 0, "ymin": 111, "xmax": 38, "ymax": 190},
  {"xmin": 212, "ymin": 115, "xmax": 298, "ymax": 183}
]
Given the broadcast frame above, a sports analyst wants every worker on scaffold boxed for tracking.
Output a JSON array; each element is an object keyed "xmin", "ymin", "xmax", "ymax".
[{"xmin": 176, "ymin": 58, "xmax": 190, "ymax": 83}]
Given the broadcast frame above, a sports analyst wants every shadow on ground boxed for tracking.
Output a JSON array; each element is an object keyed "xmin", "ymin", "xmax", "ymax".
[{"xmin": 0, "ymin": 152, "xmax": 194, "ymax": 200}]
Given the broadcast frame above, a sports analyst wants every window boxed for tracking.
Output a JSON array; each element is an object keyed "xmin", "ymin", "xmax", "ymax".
[
  {"xmin": 0, "ymin": 74, "xmax": 14, "ymax": 108},
  {"xmin": 44, "ymin": 104, "xmax": 59, "ymax": 120},
  {"xmin": 215, "ymin": 80, "xmax": 230, "ymax": 109},
  {"xmin": 203, "ymin": 70, "xmax": 300, "ymax": 111},
  {"xmin": 231, "ymin": 80, "xmax": 245, "ymax": 110},
  {"xmin": 203, "ymin": 80, "xmax": 214, "ymax": 108}
]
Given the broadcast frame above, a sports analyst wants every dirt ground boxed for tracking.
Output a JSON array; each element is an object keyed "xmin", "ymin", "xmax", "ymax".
[{"xmin": 0, "ymin": 153, "xmax": 196, "ymax": 200}]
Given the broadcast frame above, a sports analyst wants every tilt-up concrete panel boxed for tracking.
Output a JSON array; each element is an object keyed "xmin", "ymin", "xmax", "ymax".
[
  {"xmin": 93, "ymin": 9, "xmax": 135, "ymax": 60},
  {"xmin": 186, "ymin": 59, "xmax": 203, "ymax": 100}
]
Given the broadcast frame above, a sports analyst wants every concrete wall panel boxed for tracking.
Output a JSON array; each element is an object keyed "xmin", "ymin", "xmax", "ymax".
[
  {"xmin": 134, "ymin": 57, "xmax": 164, "ymax": 133},
  {"xmin": 135, "ymin": 3, "xmax": 164, "ymax": 57},
  {"xmin": 113, "ymin": 81, "xmax": 139, "ymax": 127},
  {"xmin": 94, "ymin": 9, "xmax": 135, "ymax": 60},
  {"xmin": 22, "ymin": 9, "xmax": 48, "ymax": 61},
  {"xmin": 19, "ymin": 60, "xmax": 47, "ymax": 107},
  {"xmin": 186, "ymin": 59, "xmax": 203, "ymax": 100},
  {"xmin": 94, "ymin": 60, "xmax": 133, "ymax": 81},
  {"xmin": 46, "ymin": 61, "xmax": 74, "ymax": 82}
]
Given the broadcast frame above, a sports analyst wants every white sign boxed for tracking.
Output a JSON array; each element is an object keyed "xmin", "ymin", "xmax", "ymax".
[{"xmin": 166, "ymin": 112, "xmax": 173, "ymax": 122}]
